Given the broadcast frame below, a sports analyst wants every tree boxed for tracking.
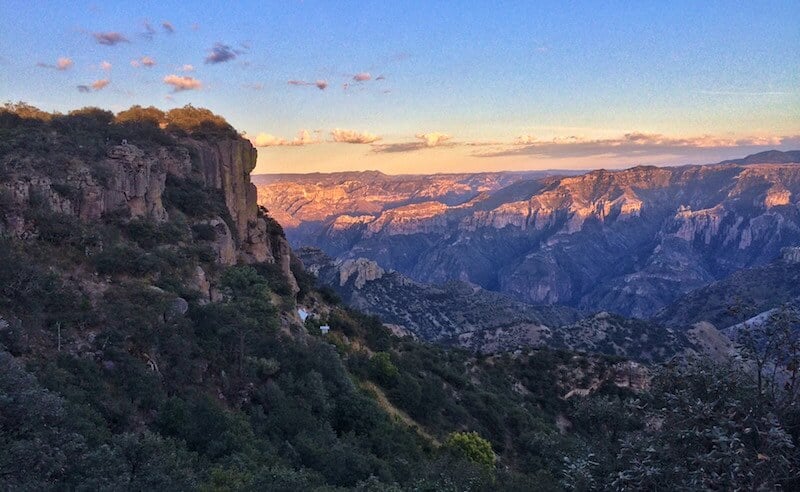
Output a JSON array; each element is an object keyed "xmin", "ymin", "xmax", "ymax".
[
  {"xmin": 115, "ymin": 105, "xmax": 165, "ymax": 126},
  {"xmin": 165, "ymin": 105, "xmax": 236, "ymax": 137},
  {"xmin": 736, "ymin": 306, "xmax": 800, "ymax": 408},
  {"xmin": 369, "ymin": 352, "xmax": 399, "ymax": 387},
  {"xmin": 609, "ymin": 359, "xmax": 799, "ymax": 491},
  {"xmin": 443, "ymin": 431, "xmax": 496, "ymax": 470}
]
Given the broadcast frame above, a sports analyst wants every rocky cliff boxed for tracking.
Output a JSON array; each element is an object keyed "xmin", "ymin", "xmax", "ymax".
[{"xmin": 0, "ymin": 115, "xmax": 298, "ymax": 295}]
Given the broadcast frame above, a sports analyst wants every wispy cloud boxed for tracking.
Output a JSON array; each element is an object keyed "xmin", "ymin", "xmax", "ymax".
[
  {"xmin": 100, "ymin": 60, "xmax": 112, "ymax": 71},
  {"xmin": 243, "ymin": 82, "xmax": 264, "ymax": 91},
  {"xmin": 287, "ymin": 79, "xmax": 328, "ymax": 90},
  {"xmin": 476, "ymin": 132, "xmax": 799, "ymax": 159},
  {"xmin": 130, "ymin": 55, "xmax": 156, "ymax": 68},
  {"xmin": 247, "ymin": 130, "xmax": 322, "ymax": 147},
  {"xmin": 37, "ymin": 57, "xmax": 73, "ymax": 70},
  {"xmin": 353, "ymin": 72, "xmax": 371, "ymax": 82},
  {"xmin": 93, "ymin": 31, "xmax": 129, "ymax": 45},
  {"xmin": 163, "ymin": 74, "xmax": 202, "ymax": 92},
  {"xmin": 141, "ymin": 21, "xmax": 156, "ymax": 40},
  {"xmin": 180, "ymin": 64, "xmax": 194, "ymax": 72},
  {"xmin": 372, "ymin": 132, "xmax": 454, "ymax": 153},
  {"xmin": 331, "ymin": 128, "xmax": 382, "ymax": 144},
  {"xmin": 162, "ymin": 21, "xmax": 175, "ymax": 33},
  {"xmin": 77, "ymin": 78, "xmax": 110, "ymax": 92},
  {"xmin": 417, "ymin": 132, "xmax": 452, "ymax": 147},
  {"xmin": 698, "ymin": 90, "xmax": 793, "ymax": 96},
  {"xmin": 205, "ymin": 42, "xmax": 240, "ymax": 64}
]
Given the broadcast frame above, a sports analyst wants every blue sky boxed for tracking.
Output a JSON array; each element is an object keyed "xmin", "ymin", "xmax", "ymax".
[{"xmin": 1, "ymin": 0, "xmax": 798, "ymax": 173}]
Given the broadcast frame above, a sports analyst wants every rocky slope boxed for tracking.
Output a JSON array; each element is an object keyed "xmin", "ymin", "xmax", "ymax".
[
  {"xmin": 654, "ymin": 246, "xmax": 800, "ymax": 329},
  {"xmin": 298, "ymin": 247, "xmax": 580, "ymax": 345},
  {"xmin": 298, "ymin": 248, "xmax": 730, "ymax": 361},
  {"xmin": 261, "ymin": 151, "xmax": 800, "ymax": 317}
]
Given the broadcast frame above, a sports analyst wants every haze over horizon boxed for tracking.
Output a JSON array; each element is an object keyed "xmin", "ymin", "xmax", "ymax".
[{"xmin": 2, "ymin": 0, "xmax": 798, "ymax": 173}]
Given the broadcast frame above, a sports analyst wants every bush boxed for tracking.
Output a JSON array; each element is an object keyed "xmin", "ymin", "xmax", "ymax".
[
  {"xmin": 122, "ymin": 218, "xmax": 188, "ymax": 249},
  {"xmin": 115, "ymin": 105, "xmax": 165, "ymax": 126},
  {"xmin": 369, "ymin": 352, "xmax": 399, "ymax": 387},
  {"xmin": 443, "ymin": 431, "xmax": 496, "ymax": 470},
  {"xmin": 32, "ymin": 211, "xmax": 98, "ymax": 250},
  {"xmin": 252, "ymin": 262, "xmax": 293, "ymax": 297},
  {"xmin": 93, "ymin": 243, "xmax": 165, "ymax": 276},
  {"xmin": 164, "ymin": 105, "xmax": 237, "ymax": 139},
  {"xmin": 191, "ymin": 223, "xmax": 216, "ymax": 241}
]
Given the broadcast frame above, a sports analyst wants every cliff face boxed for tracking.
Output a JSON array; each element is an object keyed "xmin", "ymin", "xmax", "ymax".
[{"xmin": 1, "ymin": 135, "xmax": 298, "ymax": 293}]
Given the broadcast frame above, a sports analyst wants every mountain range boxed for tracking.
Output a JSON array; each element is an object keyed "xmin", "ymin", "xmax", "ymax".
[{"xmin": 257, "ymin": 150, "xmax": 800, "ymax": 318}]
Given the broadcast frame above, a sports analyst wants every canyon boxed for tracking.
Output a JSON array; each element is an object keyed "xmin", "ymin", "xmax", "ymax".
[{"xmin": 257, "ymin": 150, "xmax": 800, "ymax": 318}]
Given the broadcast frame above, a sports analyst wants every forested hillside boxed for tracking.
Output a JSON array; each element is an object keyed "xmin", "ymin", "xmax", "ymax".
[{"xmin": 1, "ymin": 104, "xmax": 798, "ymax": 491}]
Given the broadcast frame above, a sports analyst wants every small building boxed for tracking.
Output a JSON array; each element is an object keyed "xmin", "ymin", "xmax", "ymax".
[
  {"xmin": 298, "ymin": 308, "xmax": 310, "ymax": 321},
  {"xmin": 319, "ymin": 325, "xmax": 330, "ymax": 335}
]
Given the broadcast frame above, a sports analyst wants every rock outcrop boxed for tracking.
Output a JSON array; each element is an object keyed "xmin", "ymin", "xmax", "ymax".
[
  {"xmin": 336, "ymin": 258, "xmax": 385, "ymax": 288},
  {"xmin": 1, "ymin": 134, "xmax": 298, "ymax": 291},
  {"xmin": 783, "ymin": 246, "xmax": 800, "ymax": 264}
]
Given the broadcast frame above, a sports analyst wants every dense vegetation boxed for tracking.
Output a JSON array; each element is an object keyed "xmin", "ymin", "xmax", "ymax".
[
  {"xmin": 1, "ymin": 104, "xmax": 799, "ymax": 490},
  {"xmin": 0, "ymin": 102, "xmax": 238, "ymax": 163}
]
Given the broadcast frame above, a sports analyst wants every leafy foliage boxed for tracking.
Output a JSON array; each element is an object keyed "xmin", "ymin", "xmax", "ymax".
[{"xmin": 444, "ymin": 431, "xmax": 496, "ymax": 469}]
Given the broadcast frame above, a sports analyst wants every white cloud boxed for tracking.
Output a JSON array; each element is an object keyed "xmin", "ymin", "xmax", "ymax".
[
  {"xmin": 163, "ymin": 74, "xmax": 202, "ymax": 91},
  {"xmin": 56, "ymin": 57, "xmax": 73, "ymax": 70},
  {"xmin": 131, "ymin": 56, "xmax": 156, "ymax": 68},
  {"xmin": 416, "ymin": 132, "xmax": 452, "ymax": 147},
  {"xmin": 246, "ymin": 129, "xmax": 322, "ymax": 147},
  {"xmin": 91, "ymin": 78, "xmax": 110, "ymax": 90},
  {"xmin": 330, "ymin": 128, "xmax": 382, "ymax": 144}
]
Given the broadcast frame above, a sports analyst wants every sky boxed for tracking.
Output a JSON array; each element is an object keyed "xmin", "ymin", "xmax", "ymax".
[{"xmin": 1, "ymin": 0, "xmax": 799, "ymax": 174}]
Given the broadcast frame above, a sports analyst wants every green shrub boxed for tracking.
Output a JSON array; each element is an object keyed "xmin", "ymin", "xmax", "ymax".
[
  {"xmin": 93, "ymin": 243, "xmax": 165, "ymax": 276},
  {"xmin": 443, "ymin": 431, "xmax": 496, "ymax": 470},
  {"xmin": 369, "ymin": 352, "xmax": 399, "ymax": 387}
]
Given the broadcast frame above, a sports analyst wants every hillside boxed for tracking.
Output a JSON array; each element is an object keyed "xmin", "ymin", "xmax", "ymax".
[
  {"xmin": 298, "ymin": 248, "xmax": 730, "ymax": 362},
  {"xmin": 259, "ymin": 152, "xmax": 800, "ymax": 317},
  {"xmin": 655, "ymin": 247, "xmax": 800, "ymax": 329},
  {"xmin": 1, "ymin": 104, "xmax": 798, "ymax": 491},
  {"xmin": 298, "ymin": 248, "xmax": 580, "ymax": 346}
]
